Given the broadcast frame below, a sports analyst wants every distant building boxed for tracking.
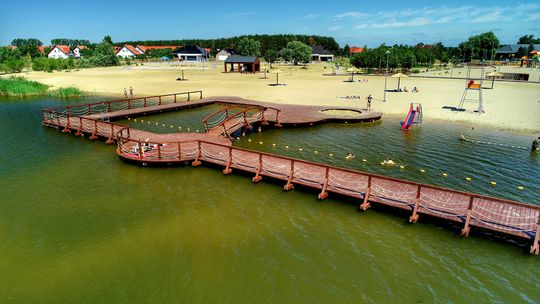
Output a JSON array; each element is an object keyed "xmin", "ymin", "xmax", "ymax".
[
  {"xmin": 311, "ymin": 45, "xmax": 334, "ymax": 62},
  {"xmin": 115, "ymin": 45, "xmax": 143, "ymax": 58},
  {"xmin": 216, "ymin": 49, "xmax": 236, "ymax": 61},
  {"xmin": 47, "ymin": 45, "xmax": 71, "ymax": 59},
  {"xmin": 349, "ymin": 47, "xmax": 365, "ymax": 54},
  {"xmin": 135, "ymin": 45, "xmax": 177, "ymax": 54},
  {"xmin": 72, "ymin": 45, "xmax": 87, "ymax": 58},
  {"xmin": 224, "ymin": 56, "xmax": 260, "ymax": 73},
  {"xmin": 172, "ymin": 45, "xmax": 208, "ymax": 62},
  {"xmin": 496, "ymin": 44, "xmax": 540, "ymax": 59}
]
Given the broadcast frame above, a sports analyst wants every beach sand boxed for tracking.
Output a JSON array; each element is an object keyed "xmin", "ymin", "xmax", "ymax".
[{"xmin": 18, "ymin": 62, "xmax": 540, "ymax": 133}]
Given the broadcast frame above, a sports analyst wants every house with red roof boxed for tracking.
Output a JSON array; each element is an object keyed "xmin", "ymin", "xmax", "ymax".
[
  {"xmin": 115, "ymin": 44, "xmax": 143, "ymax": 58},
  {"xmin": 350, "ymin": 47, "xmax": 365, "ymax": 54},
  {"xmin": 48, "ymin": 45, "xmax": 71, "ymax": 59},
  {"xmin": 72, "ymin": 45, "xmax": 87, "ymax": 58},
  {"xmin": 135, "ymin": 45, "xmax": 177, "ymax": 54}
]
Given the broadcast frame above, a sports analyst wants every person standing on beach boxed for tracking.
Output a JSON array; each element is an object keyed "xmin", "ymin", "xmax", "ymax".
[
  {"xmin": 129, "ymin": 86, "xmax": 133, "ymax": 97},
  {"xmin": 366, "ymin": 94, "xmax": 372, "ymax": 110},
  {"xmin": 123, "ymin": 88, "xmax": 128, "ymax": 98}
]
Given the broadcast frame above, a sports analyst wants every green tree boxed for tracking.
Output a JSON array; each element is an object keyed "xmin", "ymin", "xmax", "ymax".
[
  {"xmin": 103, "ymin": 35, "xmax": 113, "ymax": 45},
  {"xmin": 89, "ymin": 41, "xmax": 118, "ymax": 66},
  {"xmin": 237, "ymin": 38, "xmax": 261, "ymax": 56},
  {"xmin": 342, "ymin": 44, "xmax": 350, "ymax": 57},
  {"xmin": 282, "ymin": 41, "xmax": 311, "ymax": 65},
  {"xmin": 517, "ymin": 35, "xmax": 540, "ymax": 44},
  {"xmin": 264, "ymin": 49, "xmax": 278, "ymax": 67},
  {"xmin": 458, "ymin": 31, "xmax": 499, "ymax": 61}
]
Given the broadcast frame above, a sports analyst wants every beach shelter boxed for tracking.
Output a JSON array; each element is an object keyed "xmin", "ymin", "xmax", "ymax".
[
  {"xmin": 391, "ymin": 72, "xmax": 408, "ymax": 90},
  {"xmin": 486, "ymin": 71, "xmax": 503, "ymax": 89},
  {"xmin": 346, "ymin": 67, "xmax": 358, "ymax": 82},
  {"xmin": 269, "ymin": 69, "xmax": 283, "ymax": 85}
]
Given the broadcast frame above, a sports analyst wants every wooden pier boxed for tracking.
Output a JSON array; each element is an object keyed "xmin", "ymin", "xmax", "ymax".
[{"xmin": 41, "ymin": 92, "xmax": 540, "ymax": 254}]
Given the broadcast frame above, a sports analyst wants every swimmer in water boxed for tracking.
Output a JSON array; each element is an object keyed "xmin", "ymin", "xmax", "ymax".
[
  {"xmin": 383, "ymin": 157, "xmax": 395, "ymax": 165},
  {"xmin": 346, "ymin": 152, "xmax": 355, "ymax": 159}
]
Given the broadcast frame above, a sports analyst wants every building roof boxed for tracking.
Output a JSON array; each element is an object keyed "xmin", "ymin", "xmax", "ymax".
[
  {"xmin": 136, "ymin": 45, "xmax": 177, "ymax": 53},
  {"xmin": 47, "ymin": 45, "xmax": 71, "ymax": 56},
  {"xmin": 172, "ymin": 45, "xmax": 207, "ymax": 55},
  {"xmin": 224, "ymin": 56, "xmax": 259, "ymax": 63},
  {"xmin": 496, "ymin": 44, "xmax": 540, "ymax": 54},
  {"xmin": 349, "ymin": 47, "xmax": 364, "ymax": 54},
  {"xmin": 37, "ymin": 46, "xmax": 46, "ymax": 53},
  {"xmin": 74, "ymin": 45, "xmax": 87, "ymax": 50},
  {"xmin": 311, "ymin": 45, "xmax": 334, "ymax": 55},
  {"xmin": 115, "ymin": 44, "xmax": 143, "ymax": 55}
]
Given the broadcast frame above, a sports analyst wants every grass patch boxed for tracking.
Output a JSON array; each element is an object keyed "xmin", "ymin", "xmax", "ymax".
[
  {"xmin": 49, "ymin": 87, "xmax": 84, "ymax": 98},
  {"xmin": 0, "ymin": 76, "xmax": 49, "ymax": 96},
  {"xmin": 0, "ymin": 76, "xmax": 84, "ymax": 98}
]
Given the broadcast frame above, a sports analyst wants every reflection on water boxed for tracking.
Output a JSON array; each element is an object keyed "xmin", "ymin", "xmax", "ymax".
[{"xmin": 0, "ymin": 98, "xmax": 538, "ymax": 303}]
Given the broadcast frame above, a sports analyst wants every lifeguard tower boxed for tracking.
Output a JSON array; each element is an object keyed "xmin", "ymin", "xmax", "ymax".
[{"xmin": 456, "ymin": 66, "xmax": 484, "ymax": 114}]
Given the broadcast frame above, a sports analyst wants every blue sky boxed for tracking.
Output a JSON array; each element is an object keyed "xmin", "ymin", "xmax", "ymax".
[{"xmin": 1, "ymin": 0, "xmax": 538, "ymax": 47}]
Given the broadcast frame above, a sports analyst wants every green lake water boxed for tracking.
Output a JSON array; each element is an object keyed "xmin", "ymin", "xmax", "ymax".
[{"xmin": 1, "ymin": 98, "xmax": 539, "ymax": 303}]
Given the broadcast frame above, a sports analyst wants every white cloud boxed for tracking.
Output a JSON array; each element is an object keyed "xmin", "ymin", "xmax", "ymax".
[
  {"xmin": 301, "ymin": 13, "xmax": 323, "ymax": 19},
  {"xmin": 372, "ymin": 17, "xmax": 432, "ymax": 29},
  {"xmin": 328, "ymin": 26, "xmax": 342, "ymax": 31},
  {"xmin": 354, "ymin": 24, "xmax": 368, "ymax": 29},
  {"xmin": 527, "ymin": 13, "xmax": 540, "ymax": 20},
  {"xmin": 333, "ymin": 11, "xmax": 368, "ymax": 18}
]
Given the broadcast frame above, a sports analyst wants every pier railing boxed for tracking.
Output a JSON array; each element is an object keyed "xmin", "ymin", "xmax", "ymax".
[
  {"xmin": 115, "ymin": 136, "xmax": 540, "ymax": 254},
  {"xmin": 42, "ymin": 91, "xmax": 203, "ymax": 121}
]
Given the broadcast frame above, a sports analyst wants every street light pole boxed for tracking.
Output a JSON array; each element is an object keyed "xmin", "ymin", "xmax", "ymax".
[{"xmin": 383, "ymin": 50, "xmax": 390, "ymax": 102}]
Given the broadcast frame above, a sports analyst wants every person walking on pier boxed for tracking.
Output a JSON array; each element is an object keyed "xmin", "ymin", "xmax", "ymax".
[
  {"xmin": 123, "ymin": 88, "xmax": 128, "ymax": 98},
  {"xmin": 366, "ymin": 94, "xmax": 372, "ymax": 110}
]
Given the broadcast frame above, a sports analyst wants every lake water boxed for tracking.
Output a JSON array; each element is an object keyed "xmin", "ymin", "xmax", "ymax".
[{"xmin": 1, "ymin": 97, "xmax": 539, "ymax": 303}]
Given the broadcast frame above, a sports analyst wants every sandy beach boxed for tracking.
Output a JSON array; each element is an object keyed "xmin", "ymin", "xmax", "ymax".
[{"xmin": 18, "ymin": 62, "xmax": 540, "ymax": 133}]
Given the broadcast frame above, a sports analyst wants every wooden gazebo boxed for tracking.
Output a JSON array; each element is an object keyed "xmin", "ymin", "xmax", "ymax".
[{"xmin": 224, "ymin": 56, "xmax": 260, "ymax": 73}]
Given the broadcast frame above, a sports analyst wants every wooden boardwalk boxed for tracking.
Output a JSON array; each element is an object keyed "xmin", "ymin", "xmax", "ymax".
[{"xmin": 42, "ymin": 92, "xmax": 540, "ymax": 254}]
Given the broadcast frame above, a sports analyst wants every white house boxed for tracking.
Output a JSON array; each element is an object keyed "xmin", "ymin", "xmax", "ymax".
[
  {"xmin": 115, "ymin": 45, "xmax": 143, "ymax": 58},
  {"xmin": 216, "ymin": 49, "xmax": 235, "ymax": 61},
  {"xmin": 47, "ymin": 45, "xmax": 71, "ymax": 59},
  {"xmin": 72, "ymin": 45, "xmax": 87, "ymax": 58},
  {"xmin": 172, "ymin": 45, "xmax": 208, "ymax": 62},
  {"xmin": 311, "ymin": 45, "xmax": 334, "ymax": 62}
]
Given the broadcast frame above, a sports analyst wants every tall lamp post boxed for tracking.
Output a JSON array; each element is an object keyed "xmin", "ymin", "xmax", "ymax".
[{"xmin": 383, "ymin": 50, "xmax": 390, "ymax": 102}]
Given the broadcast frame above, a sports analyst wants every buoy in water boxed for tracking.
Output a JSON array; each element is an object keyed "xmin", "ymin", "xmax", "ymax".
[
  {"xmin": 259, "ymin": 141, "xmax": 263, "ymax": 145},
  {"xmin": 362, "ymin": 159, "xmax": 367, "ymax": 162},
  {"xmin": 420, "ymin": 169, "xmax": 425, "ymax": 173},
  {"xmin": 285, "ymin": 145, "xmax": 289, "ymax": 149},
  {"xmin": 329, "ymin": 153, "xmax": 333, "ymax": 157},
  {"xmin": 272, "ymin": 143, "xmax": 276, "ymax": 146},
  {"xmin": 314, "ymin": 150, "xmax": 319, "ymax": 154},
  {"xmin": 298, "ymin": 148, "xmax": 303, "ymax": 151},
  {"xmin": 442, "ymin": 173, "xmax": 448, "ymax": 177},
  {"xmin": 517, "ymin": 186, "xmax": 524, "ymax": 190},
  {"xmin": 400, "ymin": 165, "xmax": 405, "ymax": 169},
  {"xmin": 248, "ymin": 139, "xmax": 252, "ymax": 142},
  {"xmin": 490, "ymin": 181, "xmax": 497, "ymax": 186},
  {"xmin": 466, "ymin": 177, "xmax": 472, "ymax": 181}
]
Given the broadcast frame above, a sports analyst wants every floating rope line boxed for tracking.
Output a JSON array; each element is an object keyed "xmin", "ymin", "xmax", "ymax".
[{"xmin": 461, "ymin": 135, "xmax": 528, "ymax": 150}]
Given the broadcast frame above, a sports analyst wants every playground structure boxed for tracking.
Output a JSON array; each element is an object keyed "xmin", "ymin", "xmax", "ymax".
[
  {"xmin": 456, "ymin": 66, "xmax": 485, "ymax": 114},
  {"xmin": 400, "ymin": 103, "xmax": 423, "ymax": 130}
]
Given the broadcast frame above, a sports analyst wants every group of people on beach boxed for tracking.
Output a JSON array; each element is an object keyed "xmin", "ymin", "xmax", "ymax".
[
  {"xmin": 124, "ymin": 86, "xmax": 134, "ymax": 98},
  {"xmin": 401, "ymin": 86, "xmax": 419, "ymax": 93}
]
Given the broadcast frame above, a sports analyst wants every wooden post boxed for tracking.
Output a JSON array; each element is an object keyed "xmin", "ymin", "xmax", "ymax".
[
  {"xmin": 461, "ymin": 196, "xmax": 475, "ymax": 237},
  {"xmin": 283, "ymin": 160, "xmax": 295, "ymax": 191},
  {"xmin": 530, "ymin": 215, "xmax": 540, "ymax": 254},
  {"xmin": 144, "ymin": 98, "xmax": 147, "ymax": 107},
  {"xmin": 138, "ymin": 141, "xmax": 143, "ymax": 159},
  {"xmin": 174, "ymin": 94, "xmax": 177, "ymax": 103},
  {"xmin": 106, "ymin": 124, "xmax": 114, "ymax": 144},
  {"xmin": 409, "ymin": 185, "xmax": 422, "ymax": 223},
  {"xmin": 360, "ymin": 176, "xmax": 372, "ymax": 210},
  {"xmin": 128, "ymin": 100, "xmax": 131, "ymax": 109},
  {"xmin": 89, "ymin": 120, "xmax": 98, "ymax": 140},
  {"xmin": 223, "ymin": 146, "xmax": 233, "ymax": 174},
  {"xmin": 62, "ymin": 114, "xmax": 71, "ymax": 133},
  {"xmin": 275, "ymin": 110, "xmax": 282, "ymax": 127},
  {"xmin": 88, "ymin": 104, "xmax": 92, "ymax": 115},
  {"xmin": 188, "ymin": 92, "xmax": 191, "ymax": 101},
  {"xmin": 159, "ymin": 96, "xmax": 162, "ymax": 105},
  {"xmin": 75, "ymin": 117, "xmax": 83, "ymax": 136},
  {"xmin": 318, "ymin": 167, "xmax": 329, "ymax": 200},
  {"xmin": 192, "ymin": 141, "xmax": 202, "ymax": 166},
  {"xmin": 157, "ymin": 143, "xmax": 162, "ymax": 160},
  {"xmin": 252, "ymin": 154, "xmax": 263, "ymax": 183},
  {"xmin": 199, "ymin": 91, "xmax": 202, "ymax": 99},
  {"xmin": 107, "ymin": 102, "xmax": 111, "ymax": 112}
]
